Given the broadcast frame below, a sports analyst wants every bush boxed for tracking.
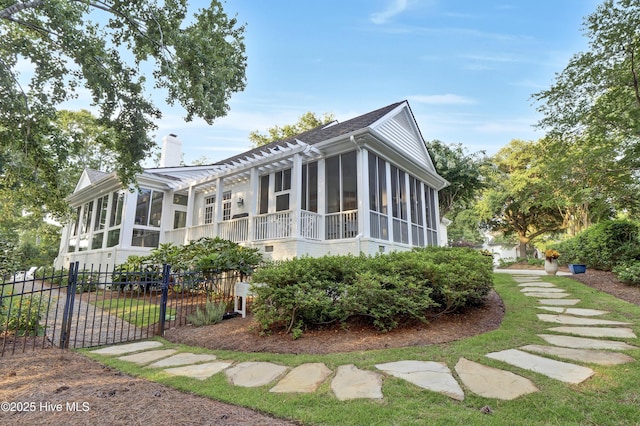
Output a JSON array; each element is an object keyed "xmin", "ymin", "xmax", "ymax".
[
  {"xmin": 556, "ymin": 219, "xmax": 640, "ymax": 271},
  {"xmin": 187, "ymin": 301, "xmax": 228, "ymax": 326},
  {"xmin": 1, "ymin": 294, "xmax": 43, "ymax": 336},
  {"xmin": 613, "ymin": 261, "xmax": 640, "ymax": 286},
  {"xmin": 251, "ymin": 247, "xmax": 493, "ymax": 337}
]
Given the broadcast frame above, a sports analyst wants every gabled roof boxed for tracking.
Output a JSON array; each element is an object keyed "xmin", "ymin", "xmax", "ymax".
[
  {"xmin": 74, "ymin": 168, "xmax": 113, "ymax": 193},
  {"xmin": 216, "ymin": 101, "xmax": 405, "ymax": 166}
]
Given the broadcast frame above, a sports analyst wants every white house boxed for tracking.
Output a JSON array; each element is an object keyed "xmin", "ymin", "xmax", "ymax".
[{"xmin": 54, "ymin": 101, "xmax": 449, "ymax": 269}]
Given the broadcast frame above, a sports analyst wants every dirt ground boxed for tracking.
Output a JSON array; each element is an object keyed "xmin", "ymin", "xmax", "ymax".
[{"xmin": 1, "ymin": 268, "xmax": 637, "ymax": 425}]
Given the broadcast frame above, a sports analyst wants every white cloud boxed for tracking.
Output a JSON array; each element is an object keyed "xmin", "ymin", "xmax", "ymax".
[
  {"xmin": 408, "ymin": 94, "xmax": 476, "ymax": 105},
  {"xmin": 371, "ymin": 0, "xmax": 409, "ymax": 24}
]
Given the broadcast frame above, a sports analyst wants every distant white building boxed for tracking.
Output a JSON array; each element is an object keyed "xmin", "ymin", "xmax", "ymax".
[{"xmin": 55, "ymin": 101, "xmax": 449, "ymax": 269}]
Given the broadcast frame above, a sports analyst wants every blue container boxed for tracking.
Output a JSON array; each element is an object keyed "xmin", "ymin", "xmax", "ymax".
[{"xmin": 569, "ymin": 264, "xmax": 587, "ymax": 274}]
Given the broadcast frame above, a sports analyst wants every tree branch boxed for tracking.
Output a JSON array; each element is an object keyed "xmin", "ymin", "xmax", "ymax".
[
  {"xmin": 629, "ymin": 45, "xmax": 640, "ymax": 106},
  {"xmin": 0, "ymin": 0, "xmax": 44, "ymax": 19}
]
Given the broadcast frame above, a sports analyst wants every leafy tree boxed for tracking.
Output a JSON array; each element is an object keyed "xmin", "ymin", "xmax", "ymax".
[
  {"xmin": 533, "ymin": 0, "xmax": 640, "ymax": 172},
  {"xmin": 249, "ymin": 111, "xmax": 335, "ymax": 147},
  {"xmin": 427, "ymin": 140, "xmax": 489, "ymax": 219},
  {"xmin": 476, "ymin": 139, "xmax": 566, "ymax": 256},
  {"xmin": 1, "ymin": 0, "xmax": 247, "ymax": 217}
]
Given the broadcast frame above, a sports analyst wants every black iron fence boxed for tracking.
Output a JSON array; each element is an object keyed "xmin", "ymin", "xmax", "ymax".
[{"xmin": 0, "ymin": 263, "xmax": 242, "ymax": 356}]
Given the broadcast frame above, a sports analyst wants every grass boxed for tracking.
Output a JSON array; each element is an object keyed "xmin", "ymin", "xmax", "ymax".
[
  {"xmin": 91, "ymin": 298, "xmax": 176, "ymax": 328},
  {"xmin": 83, "ymin": 273, "xmax": 640, "ymax": 425}
]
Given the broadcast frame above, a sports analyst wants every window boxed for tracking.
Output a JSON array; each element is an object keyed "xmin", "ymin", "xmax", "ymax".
[
  {"xmin": 106, "ymin": 191, "xmax": 124, "ymax": 248},
  {"xmin": 325, "ymin": 151, "xmax": 358, "ymax": 239},
  {"xmin": 173, "ymin": 193, "xmax": 188, "ymax": 206},
  {"xmin": 91, "ymin": 194, "xmax": 109, "ymax": 250},
  {"xmin": 222, "ymin": 191, "xmax": 232, "ymax": 221},
  {"xmin": 131, "ymin": 229, "xmax": 160, "ymax": 247},
  {"xmin": 204, "ymin": 195, "xmax": 216, "ymax": 224},
  {"xmin": 110, "ymin": 191, "xmax": 124, "ymax": 227},
  {"xmin": 274, "ymin": 169, "xmax": 291, "ymax": 212},
  {"xmin": 258, "ymin": 175, "xmax": 269, "ymax": 214},
  {"xmin": 173, "ymin": 211, "xmax": 187, "ymax": 229},
  {"xmin": 78, "ymin": 201, "xmax": 94, "ymax": 251},
  {"xmin": 301, "ymin": 161, "xmax": 318, "ymax": 212},
  {"xmin": 368, "ymin": 153, "xmax": 388, "ymax": 240},
  {"xmin": 94, "ymin": 195, "xmax": 109, "ymax": 231},
  {"xmin": 275, "ymin": 169, "xmax": 291, "ymax": 191},
  {"xmin": 391, "ymin": 165, "xmax": 408, "ymax": 244},
  {"xmin": 410, "ymin": 176, "xmax": 425, "ymax": 247},
  {"xmin": 424, "ymin": 186, "xmax": 438, "ymax": 246},
  {"xmin": 132, "ymin": 188, "xmax": 163, "ymax": 248},
  {"xmin": 134, "ymin": 189, "xmax": 163, "ymax": 227}
]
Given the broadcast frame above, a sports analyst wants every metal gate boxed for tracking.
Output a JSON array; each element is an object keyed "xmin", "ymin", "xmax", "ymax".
[{"xmin": 1, "ymin": 263, "xmax": 240, "ymax": 356}]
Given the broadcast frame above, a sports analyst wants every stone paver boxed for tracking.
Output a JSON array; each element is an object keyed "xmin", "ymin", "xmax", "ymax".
[
  {"xmin": 547, "ymin": 326, "xmax": 637, "ymax": 339},
  {"xmin": 454, "ymin": 357, "xmax": 538, "ymax": 400},
  {"xmin": 537, "ymin": 334, "xmax": 638, "ymax": 350},
  {"xmin": 164, "ymin": 361, "xmax": 233, "ymax": 380},
  {"xmin": 91, "ymin": 341, "xmax": 164, "ymax": 355},
  {"xmin": 332, "ymin": 364, "xmax": 383, "ymax": 401},
  {"xmin": 486, "ymin": 349, "xmax": 595, "ymax": 384},
  {"xmin": 524, "ymin": 292, "xmax": 570, "ymax": 299},
  {"xmin": 270, "ymin": 363, "xmax": 332, "ymax": 393},
  {"xmin": 538, "ymin": 307, "xmax": 609, "ymax": 316},
  {"xmin": 520, "ymin": 344, "xmax": 635, "ymax": 366},
  {"xmin": 148, "ymin": 353, "xmax": 218, "ymax": 368},
  {"xmin": 521, "ymin": 287, "xmax": 566, "ymax": 293},
  {"xmin": 375, "ymin": 360, "xmax": 464, "ymax": 401},
  {"xmin": 537, "ymin": 314, "xmax": 632, "ymax": 326},
  {"xmin": 225, "ymin": 362, "xmax": 289, "ymax": 388},
  {"xmin": 538, "ymin": 299, "xmax": 581, "ymax": 306},
  {"xmin": 518, "ymin": 282, "xmax": 556, "ymax": 288},
  {"xmin": 118, "ymin": 349, "xmax": 177, "ymax": 365}
]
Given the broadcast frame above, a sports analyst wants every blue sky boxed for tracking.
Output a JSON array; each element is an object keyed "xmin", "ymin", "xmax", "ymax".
[{"xmin": 152, "ymin": 0, "xmax": 601, "ymax": 164}]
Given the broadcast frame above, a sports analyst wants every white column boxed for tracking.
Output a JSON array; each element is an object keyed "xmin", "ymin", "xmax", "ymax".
[
  {"xmin": 214, "ymin": 177, "xmax": 223, "ymax": 237},
  {"xmin": 291, "ymin": 154, "xmax": 302, "ymax": 239},
  {"xmin": 248, "ymin": 167, "xmax": 259, "ymax": 242},
  {"xmin": 404, "ymin": 172, "xmax": 412, "ymax": 246},
  {"xmin": 317, "ymin": 158, "xmax": 326, "ymax": 240},
  {"xmin": 357, "ymin": 148, "xmax": 370, "ymax": 239},
  {"xmin": 185, "ymin": 184, "xmax": 195, "ymax": 243},
  {"xmin": 120, "ymin": 188, "xmax": 138, "ymax": 249}
]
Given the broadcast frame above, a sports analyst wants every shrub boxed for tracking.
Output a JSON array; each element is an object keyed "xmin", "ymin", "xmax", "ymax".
[
  {"xmin": 613, "ymin": 261, "xmax": 640, "ymax": 286},
  {"xmin": 556, "ymin": 219, "xmax": 640, "ymax": 271},
  {"xmin": 187, "ymin": 301, "xmax": 228, "ymax": 326},
  {"xmin": 251, "ymin": 248, "xmax": 493, "ymax": 337},
  {"xmin": 1, "ymin": 294, "xmax": 43, "ymax": 336}
]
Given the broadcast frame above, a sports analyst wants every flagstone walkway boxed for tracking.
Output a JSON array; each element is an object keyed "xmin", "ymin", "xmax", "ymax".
[{"xmin": 90, "ymin": 271, "xmax": 638, "ymax": 402}]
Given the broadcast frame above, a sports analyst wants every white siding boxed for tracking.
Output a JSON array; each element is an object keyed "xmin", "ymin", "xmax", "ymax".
[{"xmin": 373, "ymin": 109, "xmax": 433, "ymax": 171}]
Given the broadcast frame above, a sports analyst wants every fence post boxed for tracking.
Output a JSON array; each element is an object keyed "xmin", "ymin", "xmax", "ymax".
[
  {"xmin": 158, "ymin": 264, "xmax": 171, "ymax": 336},
  {"xmin": 60, "ymin": 262, "xmax": 79, "ymax": 349}
]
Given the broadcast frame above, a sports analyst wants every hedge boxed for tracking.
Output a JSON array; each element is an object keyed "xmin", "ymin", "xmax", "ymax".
[{"xmin": 251, "ymin": 247, "xmax": 494, "ymax": 338}]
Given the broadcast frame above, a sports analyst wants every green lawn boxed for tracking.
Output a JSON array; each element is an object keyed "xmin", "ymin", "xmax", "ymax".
[
  {"xmin": 85, "ymin": 273, "xmax": 640, "ymax": 425},
  {"xmin": 92, "ymin": 298, "xmax": 175, "ymax": 328}
]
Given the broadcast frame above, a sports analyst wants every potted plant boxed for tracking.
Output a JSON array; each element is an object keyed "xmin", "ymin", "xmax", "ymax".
[{"xmin": 544, "ymin": 249, "xmax": 560, "ymax": 275}]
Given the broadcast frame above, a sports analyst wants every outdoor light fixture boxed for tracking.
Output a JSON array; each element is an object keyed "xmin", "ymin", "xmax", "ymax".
[{"xmin": 237, "ymin": 198, "xmax": 244, "ymax": 207}]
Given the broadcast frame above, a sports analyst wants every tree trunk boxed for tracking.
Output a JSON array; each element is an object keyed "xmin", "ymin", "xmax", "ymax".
[{"xmin": 518, "ymin": 235, "xmax": 529, "ymax": 259}]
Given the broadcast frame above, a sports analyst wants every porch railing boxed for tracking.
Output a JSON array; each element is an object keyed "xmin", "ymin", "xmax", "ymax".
[
  {"xmin": 164, "ymin": 209, "xmax": 346, "ymax": 244},
  {"xmin": 218, "ymin": 217, "xmax": 249, "ymax": 242},
  {"xmin": 254, "ymin": 211, "xmax": 292, "ymax": 241},
  {"xmin": 326, "ymin": 210, "xmax": 358, "ymax": 240},
  {"xmin": 299, "ymin": 210, "xmax": 321, "ymax": 240}
]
